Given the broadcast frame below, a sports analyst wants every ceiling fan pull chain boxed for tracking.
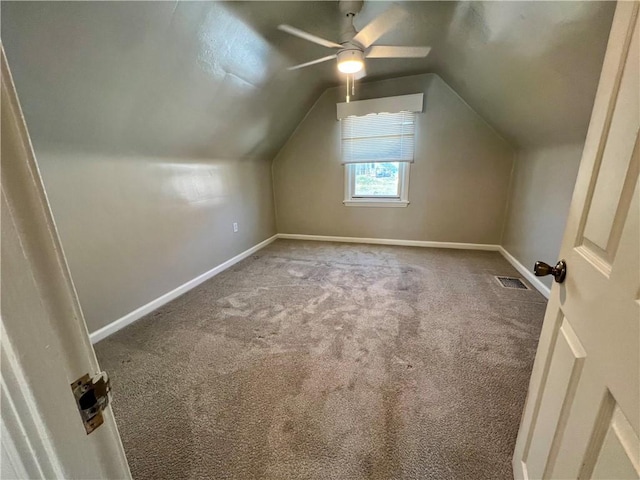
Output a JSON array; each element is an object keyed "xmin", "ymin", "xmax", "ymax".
[{"xmin": 346, "ymin": 75, "xmax": 351, "ymax": 103}]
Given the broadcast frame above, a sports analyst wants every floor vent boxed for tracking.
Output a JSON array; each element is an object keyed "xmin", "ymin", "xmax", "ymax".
[{"xmin": 495, "ymin": 276, "xmax": 528, "ymax": 290}]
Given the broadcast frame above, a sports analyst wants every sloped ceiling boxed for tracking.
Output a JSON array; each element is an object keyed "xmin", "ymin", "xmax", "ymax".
[{"xmin": 2, "ymin": 1, "xmax": 614, "ymax": 160}]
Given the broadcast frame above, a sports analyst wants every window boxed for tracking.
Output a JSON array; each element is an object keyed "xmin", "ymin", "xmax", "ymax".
[
  {"xmin": 342, "ymin": 110, "xmax": 415, "ymax": 207},
  {"xmin": 345, "ymin": 161, "xmax": 409, "ymax": 206}
]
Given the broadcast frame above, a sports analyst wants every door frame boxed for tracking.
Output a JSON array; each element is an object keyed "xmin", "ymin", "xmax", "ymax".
[{"xmin": 1, "ymin": 46, "xmax": 131, "ymax": 478}]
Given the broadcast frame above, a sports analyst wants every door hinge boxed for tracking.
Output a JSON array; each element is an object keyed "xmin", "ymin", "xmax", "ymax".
[{"xmin": 70, "ymin": 372, "xmax": 111, "ymax": 434}]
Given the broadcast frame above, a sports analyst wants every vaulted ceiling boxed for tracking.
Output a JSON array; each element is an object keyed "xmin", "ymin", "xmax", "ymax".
[
  {"xmin": 3, "ymin": 1, "xmax": 614, "ymax": 160},
  {"xmin": 227, "ymin": 0, "xmax": 616, "ymax": 148}
]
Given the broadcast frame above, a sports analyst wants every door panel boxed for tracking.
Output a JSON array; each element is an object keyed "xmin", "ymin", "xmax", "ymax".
[
  {"xmin": 522, "ymin": 319, "xmax": 586, "ymax": 480},
  {"xmin": 584, "ymin": 403, "xmax": 640, "ymax": 480},
  {"xmin": 582, "ymin": 16, "xmax": 639, "ymax": 256},
  {"xmin": 513, "ymin": 2, "xmax": 640, "ymax": 479}
]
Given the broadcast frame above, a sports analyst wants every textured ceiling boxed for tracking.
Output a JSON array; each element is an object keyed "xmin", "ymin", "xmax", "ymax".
[
  {"xmin": 2, "ymin": 1, "xmax": 614, "ymax": 160},
  {"xmin": 237, "ymin": 0, "xmax": 616, "ymax": 148}
]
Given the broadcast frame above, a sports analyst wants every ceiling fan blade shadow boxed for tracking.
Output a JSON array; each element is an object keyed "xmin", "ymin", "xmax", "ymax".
[
  {"xmin": 352, "ymin": 4, "xmax": 408, "ymax": 49},
  {"xmin": 287, "ymin": 54, "xmax": 337, "ymax": 71},
  {"xmin": 366, "ymin": 46, "xmax": 431, "ymax": 58},
  {"xmin": 277, "ymin": 24, "xmax": 343, "ymax": 49}
]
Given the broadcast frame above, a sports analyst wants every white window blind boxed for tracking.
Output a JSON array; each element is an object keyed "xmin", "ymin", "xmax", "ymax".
[{"xmin": 341, "ymin": 111, "xmax": 416, "ymax": 164}]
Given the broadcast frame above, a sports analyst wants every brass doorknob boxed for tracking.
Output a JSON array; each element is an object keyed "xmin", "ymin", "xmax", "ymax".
[{"xmin": 534, "ymin": 260, "xmax": 567, "ymax": 283}]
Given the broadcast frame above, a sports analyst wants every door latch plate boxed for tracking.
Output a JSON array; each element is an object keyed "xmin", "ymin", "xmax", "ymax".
[{"xmin": 70, "ymin": 372, "xmax": 111, "ymax": 434}]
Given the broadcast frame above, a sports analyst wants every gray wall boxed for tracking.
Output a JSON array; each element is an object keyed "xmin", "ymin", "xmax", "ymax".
[
  {"xmin": 34, "ymin": 150, "xmax": 275, "ymax": 332},
  {"xmin": 273, "ymin": 74, "xmax": 515, "ymax": 244},
  {"xmin": 2, "ymin": 1, "xmax": 282, "ymax": 333},
  {"xmin": 502, "ymin": 144, "xmax": 583, "ymax": 287}
]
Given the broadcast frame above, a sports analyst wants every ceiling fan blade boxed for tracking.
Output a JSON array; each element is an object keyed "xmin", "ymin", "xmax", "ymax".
[
  {"xmin": 366, "ymin": 45, "xmax": 431, "ymax": 59},
  {"xmin": 278, "ymin": 24, "xmax": 343, "ymax": 49},
  {"xmin": 352, "ymin": 4, "xmax": 408, "ymax": 49},
  {"xmin": 287, "ymin": 54, "xmax": 337, "ymax": 71}
]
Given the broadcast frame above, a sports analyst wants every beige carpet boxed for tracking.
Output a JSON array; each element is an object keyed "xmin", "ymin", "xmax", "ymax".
[{"xmin": 95, "ymin": 240, "xmax": 546, "ymax": 479}]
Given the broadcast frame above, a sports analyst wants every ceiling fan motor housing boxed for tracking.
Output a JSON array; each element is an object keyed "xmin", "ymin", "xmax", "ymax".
[{"xmin": 337, "ymin": 49, "xmax": 365, "ymax": 73}]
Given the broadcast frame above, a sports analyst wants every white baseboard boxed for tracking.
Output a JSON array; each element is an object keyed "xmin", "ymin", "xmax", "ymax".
[
  {"xmin": 276, "ymin": 233, "xmax": 501, "ymax": 251},
  {"xmin": 89, "ymin": 235, "xmax": 278, "ymax": 343},
  {"xmin": 90, "ymin": 234, "xmax": 549, "ymax": 343},
  {"xmin": 277, "ymin": 233, "xmax": 550, "ymax": 298},
  {"xmin": 499, "ymin": 247, "xmax": 551, "ymax": 299}
]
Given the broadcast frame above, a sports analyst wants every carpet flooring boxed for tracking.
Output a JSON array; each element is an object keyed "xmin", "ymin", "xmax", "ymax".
[{"xmin": 95, "ymin": 240, "xmax": 547, "ymax": 480}]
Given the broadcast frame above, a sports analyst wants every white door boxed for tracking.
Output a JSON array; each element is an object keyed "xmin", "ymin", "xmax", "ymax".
[
  {"xmin": 513, "ymin": 2, "xmax": 639, "ymax": 479},
  {"xmin": 1, "ymin": 47, "xmax": 131, "ymax": 478}
]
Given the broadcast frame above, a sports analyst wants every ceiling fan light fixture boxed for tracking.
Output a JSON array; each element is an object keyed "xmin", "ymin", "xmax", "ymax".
[{"xmin": 337, "ymin": 50, "xmax": 364, "ymax": 74}]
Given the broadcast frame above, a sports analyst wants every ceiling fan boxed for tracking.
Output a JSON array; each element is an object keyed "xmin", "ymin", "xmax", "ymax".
[{"xmin": 278, "ymin": 1, "xmax": 431, "ymax": 80}]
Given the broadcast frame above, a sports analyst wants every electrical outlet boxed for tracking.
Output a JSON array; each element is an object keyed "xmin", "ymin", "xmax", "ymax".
[{"xmin": 233, "ymin": 222, "xmax": 238, "ymax": 233}]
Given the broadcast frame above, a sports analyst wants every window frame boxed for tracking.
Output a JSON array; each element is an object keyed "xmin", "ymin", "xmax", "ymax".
[{"xmin": 343, "ymin": 161, "xmax": 410, "ymax": 208}]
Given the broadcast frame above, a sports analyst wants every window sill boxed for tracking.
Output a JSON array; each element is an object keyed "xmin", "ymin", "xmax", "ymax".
[{"xmin": 343, "ymin": 200, "xmax": 409, "ymax": 208}]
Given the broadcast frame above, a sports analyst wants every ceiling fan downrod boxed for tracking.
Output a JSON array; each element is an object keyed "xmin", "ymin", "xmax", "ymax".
[{"xmin": 339, "ymin": 0, "xmax": 363, "ymax": 43}]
